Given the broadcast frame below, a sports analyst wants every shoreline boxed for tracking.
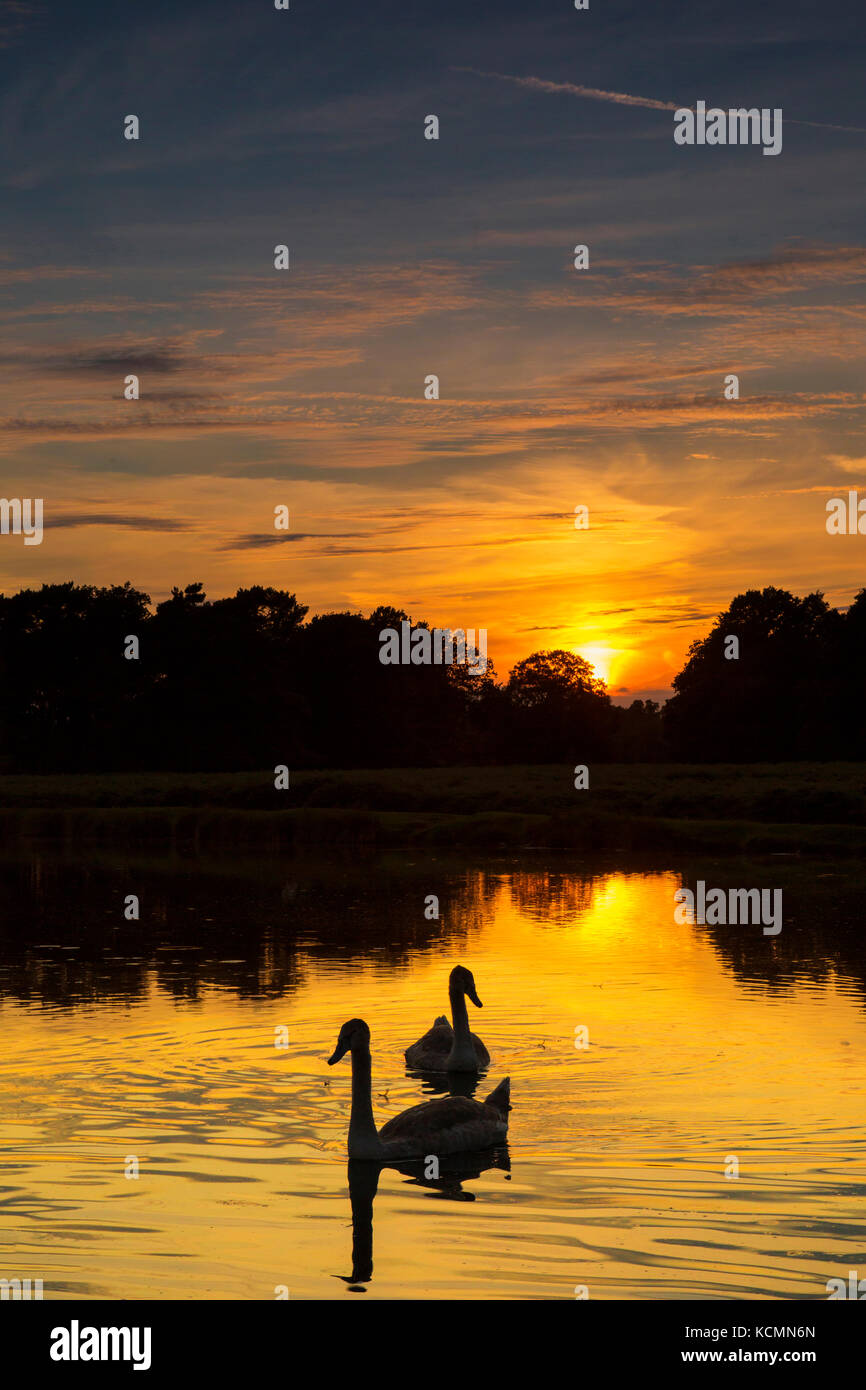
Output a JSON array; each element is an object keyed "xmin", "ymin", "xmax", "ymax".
[{"xmin": 0, "ymin": 763, "xmax": 863, "ymax": 855}]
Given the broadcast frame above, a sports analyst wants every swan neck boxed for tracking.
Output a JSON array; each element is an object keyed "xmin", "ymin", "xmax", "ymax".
[
  {"xmin": 449, "ymin": 982, "xmax": 471, "ymax": 1041},
  {"xmin": 348, "ymin": 1043, "xmax": 381, "ymax": 1155}
]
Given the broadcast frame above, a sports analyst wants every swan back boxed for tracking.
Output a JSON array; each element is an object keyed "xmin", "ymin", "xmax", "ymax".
[{"xmin": 378, "ymin": 1078, "xmax": 511, "ymax": 1158}]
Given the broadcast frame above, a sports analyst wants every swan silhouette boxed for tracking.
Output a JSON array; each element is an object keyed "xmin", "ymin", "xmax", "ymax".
[
  {"xmin": 404, "ymin": 965, "xmax": 491, "ymax": 1072},
  {"xmin": 328, "ymin": 1018, "xmax": 510, "ymax": 1160}
]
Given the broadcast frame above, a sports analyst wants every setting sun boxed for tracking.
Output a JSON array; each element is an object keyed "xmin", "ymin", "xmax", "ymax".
[{"xmin": 573, "ymin": 643, "xmax": 620, "ymax": 687}]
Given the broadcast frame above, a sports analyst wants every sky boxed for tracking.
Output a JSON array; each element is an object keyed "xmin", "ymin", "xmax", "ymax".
[{"xmin": 1, "ymin": 0, "xmax": 865, "ymax": 701}]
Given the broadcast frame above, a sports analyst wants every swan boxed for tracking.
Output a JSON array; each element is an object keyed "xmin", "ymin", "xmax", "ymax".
[
  {"xmin": 404, "ymin": 965, "xmax": 491, "ymax": 1072},
  {"xmin": 328, "ymin": 1018, "xmax": 510, "ymax": 1161}
]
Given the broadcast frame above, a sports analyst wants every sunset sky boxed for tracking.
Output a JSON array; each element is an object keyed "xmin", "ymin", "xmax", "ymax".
[{"xmin": 2, "ymin": 0, "xmax": 865, "ymax": 700}]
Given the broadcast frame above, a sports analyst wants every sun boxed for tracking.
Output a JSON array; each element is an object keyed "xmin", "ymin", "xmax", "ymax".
[{"xmin": 573, "ymin": 643, "xmax": 618, "ymax": 686}]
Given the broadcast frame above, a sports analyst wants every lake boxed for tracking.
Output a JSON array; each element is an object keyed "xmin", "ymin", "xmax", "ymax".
[{"xmin": 0, "ymin": 847, "xmax": 864, "ymax": 1300}]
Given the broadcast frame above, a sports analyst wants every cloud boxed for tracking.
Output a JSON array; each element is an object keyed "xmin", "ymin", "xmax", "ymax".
[
  {"xmin": 49, "ymin": 512, "xmax": 191, "ymax": 531},
  {"xmin": 826, "ymin": 454, "xmax": 866, "ymax": 474},
  {"xmin": 788, "ymin": 119, "xmax": 866, "ymax": 135},
  {"xmin": 0, "ymin": 342, "xmax": 193, "ymax": 375},
  {"xmin": 529, "ymin": 244, "xmax": 866, "ymax": 324},
  {"xmin": 0, "ymin": 265, "xmax": 106, "ymax": 285},
  {"xmin": 222, "ymin": 531, "xmax": 372, "ymax": 551},
  {"xmin": 691, "ymin": 245, "xmax": 866, "ymax": 295},
  {"xmin": 0, "ymin": 0, "xmax": 41, "ymax": 49},
  {"xmin": 454, "ymin": 67, "xmax": 866, "ymax": 134},
  {"xmin": 591, "ymin": 602, "xmax": 715, "ymax": 625},
  {"xmin": 453, "ymin": 67, "xmax": 680, "ymax": 112},
  {"xmin": 221, "ymin": 530, "xmax": 557, "ymax": 559},
  {"xmin": 2, "ymin": 387, "xmax": 862, "ymax": 462},
  {"xmin": 49, "ymin": 348, "xmax": 188, "ymax": 375}
]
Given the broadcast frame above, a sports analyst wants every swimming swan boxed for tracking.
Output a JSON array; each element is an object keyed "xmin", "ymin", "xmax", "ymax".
[
  {"xmin": 404, "ymin": 965, "xmax": 491, "ymax": 1072},
  {"xmin": 328, "ymin": 1018, "xmax": 510, "ymax": 1161}
]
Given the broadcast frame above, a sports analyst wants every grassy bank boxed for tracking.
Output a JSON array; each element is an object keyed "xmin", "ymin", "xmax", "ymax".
[{"xmin": 0, "ymin": 764, "xmax": 864, "ymax": 854}]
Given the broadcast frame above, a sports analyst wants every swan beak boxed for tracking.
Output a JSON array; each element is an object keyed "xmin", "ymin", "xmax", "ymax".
[
  {"xmin": 328, "ymin": 1039, "xmax": 350, "ymax": 1065},
  {"xmin": 467, "ymin": 986, "xmax": 483, "ymax": 1008}
]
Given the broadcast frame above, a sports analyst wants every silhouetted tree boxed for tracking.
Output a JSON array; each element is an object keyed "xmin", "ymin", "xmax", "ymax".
[
  {"xmin": 0, "ymin": 581, "xmax": 151, "ymax": 770},
  {"xmin": 612, "ymin": 699, "xmax": 664, "ymax": 761},
  {"xmin": 2, "ymin": 577, "xmax": 861, "ymax": 773},
  {"xmin": 663, "ymin": 586, "xmax": 842, "ymax": 761},
  {"xmin": 506, "ymin": 650, "xmax": 613, "ymax": 761},
  {"xmin": 147, "ymin": 584, "xmax": 309, "ymax": 769}
]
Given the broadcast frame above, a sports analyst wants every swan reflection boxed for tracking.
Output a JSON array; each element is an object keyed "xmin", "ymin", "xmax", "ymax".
[
  {"xmin": 404, "ymin": 1067, "xmax": 482, "ymax": 1098},
  {"xmin": 338, "ymin": 1147, "xmax": 511, "ymax": 1290}
]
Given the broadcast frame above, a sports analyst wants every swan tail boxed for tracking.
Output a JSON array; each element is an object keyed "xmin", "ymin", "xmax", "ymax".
[{"xmin": 484, "ymin": 1076, "xmax": 511, "ymax": 1114}]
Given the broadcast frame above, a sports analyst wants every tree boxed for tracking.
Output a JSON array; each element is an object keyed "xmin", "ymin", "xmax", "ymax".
[
  {"xmin": 664, "ymin": 586, "xmax": 842, "ymax": 760},
  {"xmin": 506, "ymin": 650, "xmax": 612, "ymax": 761},
  {"xmin": 0, "ymin": 581, "xmax": 151, "ymax": 770}
]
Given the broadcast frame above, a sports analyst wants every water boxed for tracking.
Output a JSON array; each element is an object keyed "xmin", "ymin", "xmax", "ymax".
[{"xmin": 0, "ymin": 848, "xmax": 864, "ymax": 1300}]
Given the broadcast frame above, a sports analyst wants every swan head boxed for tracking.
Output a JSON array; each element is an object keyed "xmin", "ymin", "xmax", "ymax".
[
  {"xmin": 328, "ymin": 1018, "xmax": 370, "ymax": 1065},
  {"xmin": 450, "ymin": 964, "xmax": 482, "ymax": 1009}
]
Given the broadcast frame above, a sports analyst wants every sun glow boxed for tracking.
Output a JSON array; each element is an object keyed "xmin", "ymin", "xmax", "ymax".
[{"xmin": 574, "ymin": 643, "xmax": 619, "ymax": 687}]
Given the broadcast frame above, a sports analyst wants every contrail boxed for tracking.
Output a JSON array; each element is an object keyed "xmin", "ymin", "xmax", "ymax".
[
  {"xmin": 454, "ymin": 66, "xmax": 866, "ymax": 134},
  {"xmin": 452, "ymin": 66, "xmax": 680, "ymax": 112},
  {"xmin": 789, "ymin": 119, "xmax": 866, "ymax": 134}
]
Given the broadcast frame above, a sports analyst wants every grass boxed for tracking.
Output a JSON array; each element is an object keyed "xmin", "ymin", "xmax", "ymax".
[{"xmin": 0, "ymin": 763, "xmax": 864, "ymax": 854}]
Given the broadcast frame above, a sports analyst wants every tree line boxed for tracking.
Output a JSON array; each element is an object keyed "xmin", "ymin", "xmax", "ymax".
[{"xmin": 0, "ymin": 580, "xmax": 862, "ymax": 771}]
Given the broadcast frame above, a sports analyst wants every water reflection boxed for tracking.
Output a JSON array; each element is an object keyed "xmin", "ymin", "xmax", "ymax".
[
  {"xmin": 340, "ymin": 1148, "xmax": 511, "ymax": 1291},
  {"xmin": 1, "ymin": 849, "xmax": 865, "ymax": 1011},
  {"xmin": 2, "ymin": 848, "xmax": 866, "ymax": 1298},
  {"xmin": 406, "ymin": 1068, "xmax": 483, "ymax": 1098}
]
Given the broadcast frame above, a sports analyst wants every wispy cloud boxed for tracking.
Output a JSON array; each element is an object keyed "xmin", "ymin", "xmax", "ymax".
[
  {"xmin": 453, "ymin": 67, "xmax": 680, "ymax": 112},
  {"xmin": 49, "ymin": 512, "xmax": 191, "ymax": 531},
  {"xmin": 223, "ymin": 531, "xmax": 372, "ymax": 551},
  {"xmin": 0, "ymin": 0, "xmax": 41, "ymax": 49},
  {"xmin": 455, "ymin": 66, "xmax": 866, "ymax": 135}
]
